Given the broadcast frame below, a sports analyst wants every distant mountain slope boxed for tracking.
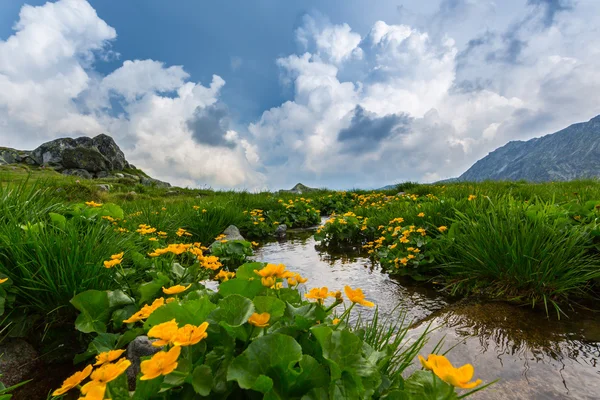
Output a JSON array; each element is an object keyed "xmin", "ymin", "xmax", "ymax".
[{"xmin": 459, "ymin": 115, "xmax": 600, "ymax": 182}]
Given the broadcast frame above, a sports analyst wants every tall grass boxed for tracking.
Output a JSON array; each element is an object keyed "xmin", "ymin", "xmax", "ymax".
[
  {"xmin": 438, "ymin": 198, "xmax": 600, "ymax": 317},
  {"xmin": 0, "ymin": 182, "xmax": 132, "ymax": 319}
]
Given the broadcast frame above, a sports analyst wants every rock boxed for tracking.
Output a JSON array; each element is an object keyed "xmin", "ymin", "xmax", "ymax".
[
  {"xmin": 210, "ymin": 225, "xmax": 245, "ymax": 249},
  {"xmin": 126, "ymin": 336, "xmax": 161, "ymax": 389},
  {"xmin": 62, "ymin": 168, "xmax": 93, "ymax": 179},
  {"xmin": 0, "ymin": 148, "xmax": 32, "ymax": 165},
  {"xmin": 92, "ymin": 133, "xmax": 130, "ymax": 171},
  {"xmin": 280, "ymin": 183, "xmax": 317, "ymax": 195},
  {"xmin": 140, "ymin": 176, "xmax": 171, "ymax": 188},
  {"xmin": 274, "ymin": 224, "xmax": 287, "ymax": 239},
  {"xmin": 122, "ymin": 173, "xmax": 140, "ymax": 181},
  {"xmin": 165, "ymin": 190, "xmax": 180, "ymax": 196},
  {"xmin": 95, "ymin": 170, "xmax": 110, "ymax": 179},
  {"xmin": 0, "ymin": 339, "xmax": 39, "ymax": 387},
  {"xmin": 96, "ymin": 184, "xmax": 111, "ymax": 192},
  {"xmin": 397, "ymin": 192, "xmax": 406, "ymax": 196},
  {"xmin": 114, "ymin": 173, "xmax": 124, "ymax": 178},
  {"xmin": 62, "ymin": 147, "xmax": 110, "ymax": 172}
]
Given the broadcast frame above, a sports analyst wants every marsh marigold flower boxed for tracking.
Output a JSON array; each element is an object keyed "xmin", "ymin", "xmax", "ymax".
[
  {"xmin": 94, "ymin": 349, "xmax": 125, "ymax": 366},
  {"xmin": 438, "ymin": 226, "xmax": 448, "ymax": 232},
  {"xmin": 344, "ymin": 286, "xmax": 375, "ymax": 307},
  {"xmin": 172, "ymin": 322, "xmax": 209, "ymax": 346},
  {"xmin": 140, "ymin": 346, "xmax": 181, "ymax": 380},
  {"xmin": 123, "ymin": 297, "xmax": 165, "ymax": 324},
  {"xmin": 305, "ymin": 287, "xmax": 335, "ymax": 304},
  {"xmin": 214, "ymin": 270, "xmax": 235, "ymax": 281},
  {"xmin": 162, "ymin": 284, "xmax": 192, "ymax": 295},
  {"xmin": 418, "ymin": 354, "xmax": 482, "ymax": 389},
  {"xmin": 85, "ymin": 201, "xmax": 102, "ymax": 208},
  {"xmin": 148, "ymin": 319, "xmax": 179, "ymax": 347},
  {"xmin": 468, "ymin": 194, "xmax": 477, "ymax": 201},
  {"xmin": 248, "ymin": 312, "xmax": 270, "ymax": 328},
  {"xmin": 0, "ymin": 278, "xmax": 8, "ymax": 284},
  {"xmin": 52, "ymin": 364, "xmax": 93, "ymax": 396}
]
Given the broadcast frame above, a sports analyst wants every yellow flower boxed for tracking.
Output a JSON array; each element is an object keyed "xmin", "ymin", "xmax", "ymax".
[
  {"xmin": 344, "ymin": 286, "xmax": 374, "ymax": 307},
  {"xmin": 85, "ymin": 201, "xmax": 103, "ymax": 208},
  {"xmin": 110, "ymin": 252, "xmax": 124, "ymax": 260},
  {"xmin": 123, "ymin": 297, "xmax": 165, "ymax": 324},
  {"xmin": 251, "ymin": 241, "xmax": 259, "ymax": 246},
  {"xmin": 332, "ymin": 318, "xmax": 340, "ymax": 325},
  {"xmin": 148, "ymin": 319, "xmax": 179, "ymax": 347},
  {"xmin": 172, "ymin": 322, "xmax": 209, "ymax": 346},
  {"xmin": 305, "ymin": 287, "xmax": 334, "ymax": 304},
  {"xmin": 438, "ymin": 226, "xmax": 448, "ymax": 232},
  {"xmin": 162, "ymin": 284, "xmax": 192, "ymax": 295},
  {"xmin": 418, "ymin": 354, "xmax": 482, "ymax": 389},
  {"xmin": 417, "ymin": 212, "xmax": 425, "ymax": 217},
  {"xmin": 261, "ymin": 276, "xmax": 277, "ymax": 287},
  {"xmin": 52, "ymin": 364, "xmax": 93, "ymax": 396},
  {"xmin": 78, "ymin": 381, "xmax": 106, "ymax": 400},
  {"xmin": 103, "ymin": 258, "xmax": 122, "ymax": 269},
  {"xmin": 94, "ymin": 349, "xmax": 126, "ymax": 366},
  {"xmin": 468, "ymin": 194, "xmax": 477, "ymax": 201},
  {"xmin": 0, "ymin": 278, "xmax": 8, "ymax": 284},
  {"xmin": 193, "ymin": 205, "xmax": 200, "ymax": 210},
  {"xmin": 248, "ymin": 312, "xmax": 270, "ymax": 328},
  {"xmin": 94, "ymin": 358, "xmax": 131, "ymax": 383},
  {"xmin": 214, "ymin": 270, "xmax": 236, "ymax": 281},
  {"xmin": 202, "ymin": 209, "xmax": 207, "ymax": 213},
  {"xmin": 140, "ymin": 346, "xmax": 181, "ymax": 380}
]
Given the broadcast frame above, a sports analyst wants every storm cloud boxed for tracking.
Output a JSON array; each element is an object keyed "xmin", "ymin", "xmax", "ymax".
[
  {"xmin": 187, "ymin": 103, "xmax": 236, "ymax": 148},
  {"xmin": 338, "ymin": 106, "xmax": 412, "ymax": 154}
]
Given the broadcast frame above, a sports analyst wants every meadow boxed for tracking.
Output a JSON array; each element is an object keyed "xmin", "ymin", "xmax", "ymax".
[{"xmin": 1, "ymin": 166, "xmax": 600, "ymax": 399}]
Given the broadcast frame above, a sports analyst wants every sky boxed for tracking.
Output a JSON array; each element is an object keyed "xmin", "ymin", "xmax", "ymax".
[{"xmin": 1, "ymin": 0, "xmax": 599, "ymax": 190}]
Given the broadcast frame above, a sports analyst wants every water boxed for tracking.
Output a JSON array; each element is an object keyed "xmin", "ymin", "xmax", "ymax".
[{"xmin": 253, "ymin": 228, "xmax": 600, "ymax": 400}]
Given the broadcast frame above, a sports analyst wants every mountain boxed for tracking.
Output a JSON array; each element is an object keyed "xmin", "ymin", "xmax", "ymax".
[{"xmin": 459, "ymin": 115, "xmax": 600, "ymax": 182}]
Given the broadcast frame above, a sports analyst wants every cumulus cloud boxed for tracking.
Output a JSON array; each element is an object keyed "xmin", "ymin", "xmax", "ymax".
[
  {"xmin": 0, "ymin": 0, "xmax": 264, "ymax": 189},
  {"xmin": 249, "ymin": 1, "xmax": 600, "ymax": 188}
]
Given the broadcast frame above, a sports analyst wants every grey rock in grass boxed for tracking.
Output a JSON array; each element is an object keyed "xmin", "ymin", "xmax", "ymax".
[
  {"xmin": 114, "ymin": 173, "xmax": 124, "ymax": 178},
  {"xmin": 62, "ymin": 168, "xmax": 93, "ymax": 180},
  {"xmin": 209, "ymin": 225, "xmax": 245, "ymax": 249},
  {"xmin": 274, "ymin": 224, "xmax": 287, "ymax": 239},
  {"xmin": 0, "ymin": 339, "xmax": 39, "ymax": 387},
  {"xmin": 140, "ymin": 176, "xmax": 171, "ymax": 188},
  {"xmin": 96, "ymin": 184, "xmax": 111, "ymax": 192},
  {"xmin": 126, "ymin": 336, "xmax": 161, "ymax": 389}
]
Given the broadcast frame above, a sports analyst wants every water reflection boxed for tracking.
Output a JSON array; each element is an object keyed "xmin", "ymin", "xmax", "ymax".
[{"xmin": 252, "ymin": 229, "xmax": 600, "ymax": 400}]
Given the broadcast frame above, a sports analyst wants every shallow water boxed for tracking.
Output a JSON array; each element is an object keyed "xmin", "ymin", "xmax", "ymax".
[{"xmin": 253, "ymin": 228, "xmax": 600, "ymax": 400}]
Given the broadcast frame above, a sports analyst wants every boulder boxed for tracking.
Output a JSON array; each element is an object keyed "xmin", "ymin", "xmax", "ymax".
[
  {"xmin": 0, "ymin": 339, "xmax": 39, "ymax": 387},
  {"xmin": 210, "ymin": 225, "xmax": 245, "ymax": 249},
  {"xmin": 274, "ymin": 224, "xmax": 287, "ymax": 239},
  {"xmin": 62, "ymin": 147, "xmax": 110, "ymax": 172},
  {"xmin": 126, "ymin": 336, "xmax": 161, "ymax": 389},
  {"xmin": 140, "ymin": 176, "xmax": 171, "ymax": 188},
  {"xmin": 0, "ymin": 148, "xmax": 30, "ymax": 165},
  {"xmin": 30, "ymin": 134, "xmax": 129, "ymax": 172},
  {"xmin": 62, "ymin": 169, "xmax": 93, "ymax": 179},
  {"xmin": 96, "ymin": 184, "xmax": 111, "ymax": 192}
]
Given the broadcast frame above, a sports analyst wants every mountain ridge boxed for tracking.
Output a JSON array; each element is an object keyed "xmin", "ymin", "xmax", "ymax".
[{"xmin": 458, "ymin": 115, "xmax": 600, "ymax": 182}]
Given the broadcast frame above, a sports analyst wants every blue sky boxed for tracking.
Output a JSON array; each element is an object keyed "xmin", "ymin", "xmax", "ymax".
[{"xmin": 0, "ymin": 0, "xmax": 599, "ymax": 189}]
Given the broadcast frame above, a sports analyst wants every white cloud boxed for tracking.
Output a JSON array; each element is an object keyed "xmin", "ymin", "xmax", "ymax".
[
  {"xmin": 249, "ymin": 2, "xmax": 600, "ymax": 188},
  {"xmin": 0, "ymin": 0, "xmax": 264, "ymax": 189}
]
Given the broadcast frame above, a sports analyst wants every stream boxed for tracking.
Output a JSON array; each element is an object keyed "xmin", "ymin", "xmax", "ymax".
[{"xmin": 253, "ymin": 227, "xmax": 600, "ymax": 400}]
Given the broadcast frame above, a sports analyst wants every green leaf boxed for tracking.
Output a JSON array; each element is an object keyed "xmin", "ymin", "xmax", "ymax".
[
  {"xmin": 235, "ymin": 262, "xmax": 267, "ymax": 280},
  {"xmin": 137, "ymin": 275, "xmax": 170, "ymax": 305},
  {"xmin": 403, "ymin": 370, "xmax": 457, "ymax": 400},
  {"xmin": 227, "ymin": 333, "xmax": 303, "ymax": 394},
  {"xmin": 70, "ymin": 290, "xmax": 111, "ymax": 333},
  {"xmin": 192, "ymin": 365, "xmax": 213, "ymax": 396},
  {"xmin": 99, "ymin": 203, "xmax": 125, "ymax": 220},
  {"xmin": 73, "ymin": 332, "xmax": 119, "ymax": 364},
  {"xmin": 107, "ymin": 290, "xmax": 134, "ymax": 308},
  {"xmin": 48, "ymin": 212, "xmax": 66, "ymax": 229},
  {"xmin": 106, "ymin": 373, "xmax": 130, "ymax": 400},
  {"xmin": 132, "ymin": 376, "xmax": 163, "ymax": 400},
  {"xmin": 253, "ymin": 296, "xmax": 286, "ymax": 320},
  {"xmin": 218, "ymin": 278, "xmax": 265, "ymax": 298},
  {"xmin": 145, "ymin": 297, "xmax": 216, "ymax": 329},
  {"xmin": 210, "ymin": 294, "xmax": 254, "ymax": 327}
]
